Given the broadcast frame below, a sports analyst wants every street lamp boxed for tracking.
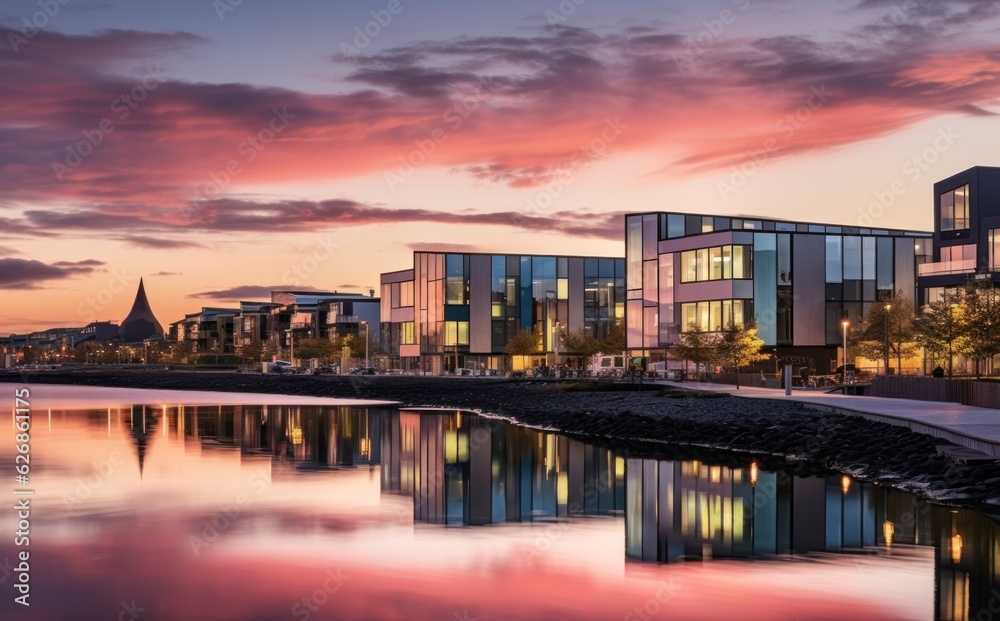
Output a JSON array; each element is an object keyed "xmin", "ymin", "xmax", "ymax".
[
  {"xmin": 883, "ymin": 303, "xmax": 891, "ymax": 376},
  {"xmin": 360, "ymin": 321, "xmax": 369, "ymax": 368},
  {"xmin": 841, "ymin": 315, "xmax": 850, "ymax": 387},
  {"xmin": 948, "ymin": 303, "xmax": 958, "ymax": 378},
  {"xmin": 285, "ymin": 329, "xmax": 294, "ymax": 366}
]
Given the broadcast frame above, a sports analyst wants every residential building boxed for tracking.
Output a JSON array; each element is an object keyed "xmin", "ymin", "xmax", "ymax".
[
  {"xmin": 624, "ymin": 212, "xmax": 932, "ymax": 373},
  {"xmin": 380, "ymin": 252, "xmax": 625, "ymax": 373},
  {"xmin": 917, "ymin": 166, "xmax": 1000, "ymax": 304},
  {"xmin": 232, "ymin": 301, "xmax": 282, "ymax": 355},
  {"xmin": 267, "ymin": 290, "xmax": 380, "ymax": 355}
]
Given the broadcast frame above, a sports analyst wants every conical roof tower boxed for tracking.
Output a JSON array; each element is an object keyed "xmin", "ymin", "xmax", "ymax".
[{"xmin": 119, "ymin": 278, "xmax": 163, "ymax": 342}]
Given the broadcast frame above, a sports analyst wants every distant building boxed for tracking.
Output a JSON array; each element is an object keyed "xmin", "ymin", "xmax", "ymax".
[
  {"xmin": 119, "ymin": 279, "xmax": 164, "ymax": 342},
  {"xmin": 380, "ymin": 252, "xmax": 625, "ymax": 373}
]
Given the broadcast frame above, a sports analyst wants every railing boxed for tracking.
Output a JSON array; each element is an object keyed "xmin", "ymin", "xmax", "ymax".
[
  {"xmin": 334, "ymin": 315, "xmax": 360, "ymax": 323},
  {"xmin": 917, "ymin": 259, "xmax": 977, "ymax": 276},
  {"xmin": 870, "ymin": 375, "xmax": 1000, "ymax": 409}
]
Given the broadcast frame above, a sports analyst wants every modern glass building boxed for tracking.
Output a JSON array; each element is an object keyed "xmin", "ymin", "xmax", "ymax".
[
  {"xmin": 380, "ymin": 252, "xmax": 625, "ymax": 373},
  {"xmin": 917, "ymin": 166, "xmax": 1000, "ymax": 304},
  {"xmin": 625, "ymin": 213, "xmax": 932, "ymax": 372}
]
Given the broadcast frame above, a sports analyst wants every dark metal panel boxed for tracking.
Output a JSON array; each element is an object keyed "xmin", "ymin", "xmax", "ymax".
[
  {"xmin": 792, "ymin": 234, "xmax": 826, "ymax": 346},
  {"xmin": 568, "ymin": 258, "xmax": 585, "ymax": 332},
  {"xmin": 469, "ymin": 254, "xmax": 492, "ymax": 353}
]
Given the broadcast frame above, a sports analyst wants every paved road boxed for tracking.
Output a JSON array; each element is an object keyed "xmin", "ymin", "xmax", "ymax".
[{"xmin": 661, "ymin": 380, "xmax": 1000, "ymax": 458}]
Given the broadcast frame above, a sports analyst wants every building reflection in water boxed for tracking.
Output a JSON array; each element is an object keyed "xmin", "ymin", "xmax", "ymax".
[
  {"xmin": 137, "ymin": 403, "xmax": 387, "ymax": 469},
  {"xmin": 380, "ymin": 410, "xmax": 625, "ymax": 525},
  {"xmin": 625, "ymin": 457, "xmax": 1000, "ymax": 621},
  {"xmin": 65, "ymin": 404, "xmax": 998, "ymax": 620}
]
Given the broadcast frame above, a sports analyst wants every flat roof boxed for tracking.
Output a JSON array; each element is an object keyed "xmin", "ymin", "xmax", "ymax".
[{"xmin": 625, "ymin": 211, "xmax": 931, "ymax": 237}]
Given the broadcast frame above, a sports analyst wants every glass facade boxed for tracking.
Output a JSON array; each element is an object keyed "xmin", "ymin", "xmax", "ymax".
[
  {"xmin": 626, "ymin": 211, "xmax": 929, "ymax": 361},
  {"xmin": 385, "ymin": 252, "xmax": 624, "ymax": 371}
]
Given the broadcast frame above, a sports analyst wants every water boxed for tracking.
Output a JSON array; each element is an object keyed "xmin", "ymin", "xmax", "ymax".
[{"xmin": 2, "ymin": 398, "xmax": 997, "ymax": 620}]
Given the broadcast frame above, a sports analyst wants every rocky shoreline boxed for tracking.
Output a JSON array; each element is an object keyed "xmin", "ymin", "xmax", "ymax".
[{"xmin": 7, "ymin": 370, "xmax": 1000, "ymax": 516}]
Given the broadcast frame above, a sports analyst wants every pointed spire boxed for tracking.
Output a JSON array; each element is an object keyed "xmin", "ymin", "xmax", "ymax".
[{"xmin": 120, "ymin": 277, "xmax": 163, "ymax": 342}]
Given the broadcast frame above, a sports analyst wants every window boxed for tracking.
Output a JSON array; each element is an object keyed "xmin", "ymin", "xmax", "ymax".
[
  {"xmin": 826, "ymin": 236, "xmax": 842, "ymax": 283},
  {"xmin": 444, "ymin": 321, "xmax": 469, "ymax": 346},
  {"xmin": 682, "ymin": 251, "xmax": 697, "ymax": 282},
  {"xmin": 709, "ymin": 247, "xmax": 724, "ymax": 280},
  {"xmin": 679, "ymin": 245, "xmax": 752, "ymax": 283},
  {"xmin": 627, "ymin": 217, "xmax": 643, "ymax": 290},
  {"xmin": 843, "ymin": 236, "xmax": 861, "ymax": 280},
  {"xmin": 680, "ymin": 300, "xmax": 748, "ymax": 331},
  {"xmin": 941, "ymin": 185, "xmax": 970, "ymax": 231},
  {"xmin": 557, "ymin": 278, "xmax": 568, "ymax": 300},
  {"xmin": 400, "ymin": 322, "xmax": 416, "ymax": 345},
  {"xmin": 991, "ymin": 229, "xmax": 1000, "ymax": 271},
  {"xmin": 400, "ymin": 281, "xmax": 414, "ymax": 307}
]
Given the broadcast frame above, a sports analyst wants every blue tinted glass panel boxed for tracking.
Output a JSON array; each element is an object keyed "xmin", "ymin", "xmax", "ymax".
[
  {"xmin": 754, "ymin": 233, "xmax": 777, "ymax": 346},
  {"xmin": 667, "ymin": 215, "xmax": 685, "ymax": 239},
  {"xmin": 826, "ymin": 237, "xmax": 842, "ymax": 283},
  {"xmin": 599, "ymin": 258, "xmax": 615, "ymax": 277},
  {"xmin": 446, "ymin": 254, "xmax": 464, "ymax": 277},
  {"xmin": 843, "ymin": 236, "xmax": 861, "ymax": 280}
]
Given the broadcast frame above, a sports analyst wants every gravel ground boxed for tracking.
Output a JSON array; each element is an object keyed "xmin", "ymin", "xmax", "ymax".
[{"xmin": 6, "ymin": 369, "xmax": 1000, "ymax": 515}]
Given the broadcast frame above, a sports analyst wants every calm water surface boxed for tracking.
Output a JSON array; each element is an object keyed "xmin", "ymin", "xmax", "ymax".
[{"xmin": 2, "ymin": 396, "xmax": 998, "ymax": 620}]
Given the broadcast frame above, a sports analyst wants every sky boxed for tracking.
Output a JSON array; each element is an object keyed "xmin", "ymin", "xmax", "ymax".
[{"xmin": 2, "ymin": 0, "xmax": 1000, "ymax": 334}]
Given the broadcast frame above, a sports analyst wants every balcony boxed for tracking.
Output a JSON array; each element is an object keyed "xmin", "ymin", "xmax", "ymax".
[
  {"xmin": 917, "ymin": 259, "xmax": 977, "ymax": 277},
  {"xmin": 333, "ymin": 315, "xmax": 360, "ymax": 324}
]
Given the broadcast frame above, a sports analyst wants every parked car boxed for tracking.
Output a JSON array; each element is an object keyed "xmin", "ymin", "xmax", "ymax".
[{"xmin": 350, "ymin": 366, "xmax": 376, "ymax": 375}]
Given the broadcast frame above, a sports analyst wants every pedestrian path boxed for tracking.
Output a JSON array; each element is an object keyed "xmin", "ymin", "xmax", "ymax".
[{"xmin": 660, "ymin": 380, "xmax": 1000, "ymax": 458}]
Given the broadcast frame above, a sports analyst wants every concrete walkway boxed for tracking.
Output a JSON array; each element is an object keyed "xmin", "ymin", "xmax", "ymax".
[{"xmin": 660, "ymin": 380, "xmax": 1000, "ymax": 458}]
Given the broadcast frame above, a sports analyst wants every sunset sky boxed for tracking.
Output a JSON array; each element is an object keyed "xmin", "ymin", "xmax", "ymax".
[{"xmin": 2, "ymin": 0, "xmax": 1000, "ymax": 334}]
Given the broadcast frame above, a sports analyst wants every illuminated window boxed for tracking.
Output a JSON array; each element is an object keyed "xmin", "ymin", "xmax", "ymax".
[
  {"xmin": 679, "ymin": 246, "xmax": 752, "ymax": 283},
  {"xmin": 991, "ymin": 229, "xmax": 1000, "ymax": 271},
  {"xmin": 444, "ymin": 321, "xmax": 469, "ymax": 346},
  {"xmin": 400, "ymin": 322, "xmax": 416, "ymax": 345}
]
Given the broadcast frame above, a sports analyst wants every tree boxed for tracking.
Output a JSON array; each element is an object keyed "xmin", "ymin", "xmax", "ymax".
[
  {"xmin": 171, "ymin": 341, "xmax": 193, "ymax": 364},
  {"xmin": 335, "ymin": 333, "xmax": 367, "ymax": 359},
  {"xmin": 961, "ymin": 281, "xmax": 1000, "ymax": 378},
  {"xmin": 504, "ymin": 326, "xmax": 542, "ymax": 369},
  {"xmin": 601, "ymin": 317, "xmax": 626, "ymax": 355},
  {"xmin": 295, "ymin": 337, "xmax": 336, "ymax": 362},
  {"xmin": 671, "ymin": 322, "xmax": 719, "ymax": 376},
  {"xmin": 915, "ymin": 289, "xmax": 970, "ymax": 378},
  {"xmin": 716, "ymin": 322, "xmax": 769, "ymax": 390},
  {"xmin": 561, "ymin": 328, "xmax": 602, "ymax": 370},
  {"xmin": 240, "ymin": 340, "xmax": 265, "ymax": 366},
  {"xmin": 847, "ymin": 291, "xmax": 916, "ymax": 374}
]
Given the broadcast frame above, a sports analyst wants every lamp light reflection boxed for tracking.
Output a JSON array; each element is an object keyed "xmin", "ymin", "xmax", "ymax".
[{"xmin": 883, "ymin": 520, "xmax": 894, "ymax": 548}]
